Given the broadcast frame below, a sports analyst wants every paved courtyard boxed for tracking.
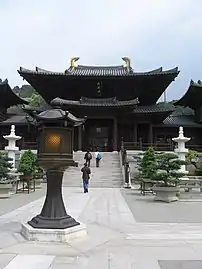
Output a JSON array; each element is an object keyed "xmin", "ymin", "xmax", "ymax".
[{"xmin": 1, "ymin": 185, "xmax": 202, "ymax": 268}]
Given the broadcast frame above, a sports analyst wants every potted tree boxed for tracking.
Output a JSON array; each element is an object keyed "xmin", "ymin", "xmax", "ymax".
[
  {"xmin": 18, "ymin": 150, "xmax": 37, "ymax": 181},
  {"xmin": 152, "ymin": 152, "xmax": 186, "ymax": 202},
  {"xmin": 0, "ymin": 152, "xmax": 13, "ymax": 198},
  {"xmin": 138, "ymin": 147, "xmax": 157, "ymax": 194}
]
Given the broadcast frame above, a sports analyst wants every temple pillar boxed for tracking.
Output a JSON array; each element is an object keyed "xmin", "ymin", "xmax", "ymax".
[
  {"xmin": 113, "ymin": 118, "xmax": 118, "ymax": 151},
  {"xmin": 149, "ymin": 123, "xmax": 153, "ymax": 145},
  {"xmin": 78, "ymin": 126, "xmax": 82, "ymax": 151},
  {"xmin": 133, "ymin": 123, "xmax": 137, "ymax": 143}
]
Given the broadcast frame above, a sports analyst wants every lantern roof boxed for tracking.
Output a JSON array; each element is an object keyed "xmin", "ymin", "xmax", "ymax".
[{"xmin": 36, "ymin": 108, "xmax": 86, "ymax": 126}]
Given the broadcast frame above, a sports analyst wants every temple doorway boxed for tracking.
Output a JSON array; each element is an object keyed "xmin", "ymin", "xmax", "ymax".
[{"xmin": 84, "ymin": 119, "xmax": 113, "ymax": 151}]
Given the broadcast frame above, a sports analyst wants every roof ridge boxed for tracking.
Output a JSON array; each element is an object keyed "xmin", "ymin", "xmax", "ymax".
[
  {"xmin": 18, "ymin": 65, "xmax": 179, "ymax": 77},
  {"xmin": 190, "ymin": 79, "xmax": 202, "ymax": 87},
  {"xmin": 51, "ymin": 96, "xmax": 139, "ymax": 107},
  {"xmin": 77, "ymin": 64, "xmax": 125, "ymax": 69}
]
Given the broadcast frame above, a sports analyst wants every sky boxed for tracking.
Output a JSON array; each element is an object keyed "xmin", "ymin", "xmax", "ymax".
[{"xmin": 0, "ymin": 0, "xmax": 202, "ymax": 101}]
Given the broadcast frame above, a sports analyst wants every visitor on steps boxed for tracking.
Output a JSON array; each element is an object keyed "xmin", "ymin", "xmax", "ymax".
[
  {"xmin": 84, "ymin": 150, "xmax": 92, "ymax": 167},
  {"xmin": 81, "ymin": 163, "xmax": 91, "ymax": 193},
  {"xmin": 95, "ymin": 148, "xmax": 102, "ymax": 167}
]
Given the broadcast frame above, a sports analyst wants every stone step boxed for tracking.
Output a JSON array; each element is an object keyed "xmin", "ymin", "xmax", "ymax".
[
  {"xmin": 64, "ymin": 151, "xmax": 123, "ymax": 188},
  {"xmin": 63, "ymin": 182, "xmax": 123, "ymax": 186}
]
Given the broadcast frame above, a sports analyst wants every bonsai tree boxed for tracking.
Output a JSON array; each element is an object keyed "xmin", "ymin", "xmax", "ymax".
[
  {"xmin": 138, "ymin": 147, "xmax": 157, "ymax": 179},
  {"xmin": 18, "ymin": 150, "xmax": 37, "ymax": 177},
  {"xmin": 152, "ymin": 153, "xmax": 186, "ymax": 187},
  {"xmin": 0, "ymin": 152, "xmax": 13, "ymax": 182}
]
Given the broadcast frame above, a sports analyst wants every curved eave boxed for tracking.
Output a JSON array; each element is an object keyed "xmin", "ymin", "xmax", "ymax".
[
  {"xmin": 133, "ymin": 106, "xmax": 173, "ymax": 123},
  {"xmin": 0, "ymin": 115, "xmax": 34, "ymax": 126},
  {"xmin": 174, "ymin": 80, "xmax": 202, "ymax": 108},
  {"xmin": 163, "ymin": 115, "xmax": 202, "ymax": 127},
  {"xmin": 137, "ymin": 70, "xmax": 179, "ymax": 106},
  {"xmin": 36, "ymin": 109, "xmax": 85, "ymax": 126},
  {"xmin": 18, "ymin": 66, "xmax": 179, "ymax": 106},
  {"xmin": 51, "ymin": 97, "xmax": 139, "ymax": 108},
  {"xmin": 132, "ymin": 106, "xmax": 173, "ymax": 120},
  {"xmin": 0, "ymin": 79, "xmax": 28, "ymax": 107},
  {"xmin": 133, "ymin": 106, "xmax": 174, "ymax": 114},
  {"xmin": 18, "ymin": 66, "xmax": 179, "ymax": 77}
]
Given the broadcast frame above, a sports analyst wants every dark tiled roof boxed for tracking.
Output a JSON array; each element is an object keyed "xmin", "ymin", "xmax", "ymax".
[
  {"xmin": 67, "ymin": 65, "xmax": 132, "ymax": 76},
  {"xmin": 174, "ymin": 80, "xmax": 202, "ymax": 109},
  {"xmin": 133, "ymin": 105, "xmax": 174, "ymax": 114},
  {"xmin": 36, "ymin": 108, "xmax": 85, "ymax": 124},
  {"xmin": 0, "ymin": 115, "xmax": 29, "ymax": 125},
  {"xmin": 17, "ymin": 59, "xmax": 180, "ymax": 106},
  {"xmin": 7, "ymin": 106, "xmax": 25, "ymax": 115},
  {"xmin": 163, "ymin": 115, "xmax": 202, "ymax": 127},
  {"xmin": 0, "ymin": 79, "xmax": 28, "ymax": 108},
  {"xmin": 51, "ymin": 97, "xmax": 139, "ymax": 107},
  {"xmin": 18, "ymin": 65, "xmax": 179, "ymax": 77},
  {"xmin": 0, "ymin": 111, "xmax": 6, "ymax": 122}
]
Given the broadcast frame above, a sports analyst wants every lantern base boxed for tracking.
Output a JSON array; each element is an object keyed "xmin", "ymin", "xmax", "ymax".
[
  {"xmin": 21, "ymin": 222, "xmax": 86, "ymax": 243},
  {"xmin": 28, "ymin": 214, "xmax": 80, "ymax": 229}
]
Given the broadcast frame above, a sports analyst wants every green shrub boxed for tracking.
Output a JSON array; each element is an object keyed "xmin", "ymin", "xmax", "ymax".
[
  {"xmin": 18, "ymin": 150, "xmax": 37, "ymax": 176},
  {"xmin": 139, "ymin": 147, "xmax": 157, "ymax": 179},
  {"xmin": 152, "ymin": 153, "xmax": 186, "ymax": 187},
  {"xmin": 0, "ymin": 152, "xmax": 13, "ymax": 180}
]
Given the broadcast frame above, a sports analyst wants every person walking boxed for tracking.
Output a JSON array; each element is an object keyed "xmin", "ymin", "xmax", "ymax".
[
  {"xmin": 84, "ymin": 150, "xmax": 92, "ymax": 167},
  {"xmin": 81, "ymin": 163, "xmax": 91, "ymax": 193},
  {"xmin": 94, "ymin": 148, "xmax": 102, "ymax": 167}
]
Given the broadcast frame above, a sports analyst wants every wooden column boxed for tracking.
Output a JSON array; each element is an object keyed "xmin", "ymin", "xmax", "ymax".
[
  {"xmin": 113, "ymin": 118, "xmax": 118, "ymax": 151},
  {"xmin": 133, "ymin": 123, "xmax": 137, "ymax": 143},
  {"xmin": 149, "ymin": 123, "xmax": 153, "ymax": 145},
  {"xmin": 78, "ymin": 126, "xmax": 82, "ymax": 151}
]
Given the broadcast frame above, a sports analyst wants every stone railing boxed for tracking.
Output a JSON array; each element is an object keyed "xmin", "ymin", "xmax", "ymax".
[{"xmin": 123, "ymin": 141, "xmax": 202, "ymax": 152}]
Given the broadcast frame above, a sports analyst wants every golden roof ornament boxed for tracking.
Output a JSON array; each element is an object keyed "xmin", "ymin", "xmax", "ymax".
[
  {"xmin": 70, "ymin": 57, "xmax": 79, "ymax": 68},
  {"xmin": 122, "ymin": 57, "xmax": 131, "ymax": 68}
]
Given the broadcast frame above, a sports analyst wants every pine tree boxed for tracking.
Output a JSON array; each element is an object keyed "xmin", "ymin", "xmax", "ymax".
[
  {"xmin": 153, "ymin": 153, "xmax": 186, "ymax": 187},
  {"xmin": 0, "ymin": 153, "xmax": 13, "ymax": 180},
  {"xmin": 139, "ymin": 147, "xmax": 157, "ymax": 179}
]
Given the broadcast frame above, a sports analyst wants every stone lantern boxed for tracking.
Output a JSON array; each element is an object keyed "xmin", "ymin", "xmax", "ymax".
[
  {"xmin": 3, "ymin": 125, "xmax": 21, "ymax": 171},
  {"xmin": 172, "ymin": 126, "xmax": 190, "ymax": 176},
  {"xmin": 21, "ymin": 108, "xmax": 86, "ymax": 242}
]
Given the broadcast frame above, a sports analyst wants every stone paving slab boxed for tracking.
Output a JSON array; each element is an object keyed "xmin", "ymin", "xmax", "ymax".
[
  {"xmin": 4, "ymin": 254, "xmax": 54, "ymax": 269},
  {"xmin": 0, "ymin": 254, "xmax": 16, "ymax": 268},
  {"xmin": 159, "ymin": 260, "xmax": 202, "ymax": 269},
  {"xmin": 0, "ymin": 187, "xmax": 202, "ymax": 268},
  {"xmin": 121, "ymin": 189, "xmax": 202, "ymax": 223},
  {"xmin": 0, "ymin": 185, "xmax": 46, "ymax": 216}
]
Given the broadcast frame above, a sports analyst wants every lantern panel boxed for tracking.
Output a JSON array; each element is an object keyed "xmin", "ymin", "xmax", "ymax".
[{"xmin": 38, "ymin": 127, "xmax": 73, "ymax": 155}]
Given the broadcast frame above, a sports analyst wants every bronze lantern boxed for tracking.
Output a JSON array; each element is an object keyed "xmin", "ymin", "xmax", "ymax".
[{"xmin": 27, "ymin": 108, "xmax": 85, "ymax": 229}]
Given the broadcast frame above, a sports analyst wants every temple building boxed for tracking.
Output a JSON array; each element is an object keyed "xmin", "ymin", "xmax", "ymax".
[{"xmin": 1, "ymin": 57, "xmax": 202, "ymax": 151}]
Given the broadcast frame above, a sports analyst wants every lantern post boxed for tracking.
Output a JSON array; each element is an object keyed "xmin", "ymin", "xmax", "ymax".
[{"xmin": 21, "ymin": 108, "xmax": 86, "ymax": 241}]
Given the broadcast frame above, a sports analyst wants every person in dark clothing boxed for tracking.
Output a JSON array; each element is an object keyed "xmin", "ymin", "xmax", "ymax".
[
  {"xmin": 84, "ymin": 150, "xmax": 92, "ymax": 167},
  {"xmin": 81, "ymin": 163, "xmax": 91, "ymax": 193}
]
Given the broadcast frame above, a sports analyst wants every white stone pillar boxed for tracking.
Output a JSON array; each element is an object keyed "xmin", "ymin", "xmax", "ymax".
[
  {"xmin": 172, "ymin": 126, "xmax": 190, "ymax": 176},
  {"xmin": 3, "ymin": 125, "xmax": 21, "ymax": 171}
]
